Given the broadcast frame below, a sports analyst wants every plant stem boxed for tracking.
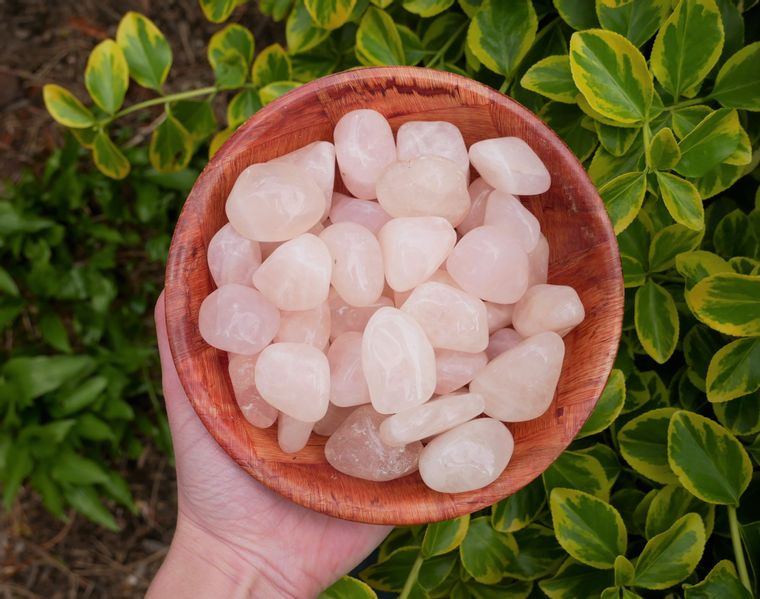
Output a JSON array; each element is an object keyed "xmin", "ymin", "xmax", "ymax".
[
  {"xmin": 398, "ymin": 553, "xmax": 424, "ymax": 599},
  {"xmin": 666, "ymin": 96, "xmax": 710, "ymax": 111},
  {"xmin": 728, "ymin": 505, "xmax": 752, "ymax": 592},
  {"xmin": 108, "ymin": 86, "xmax": 218, "ymax": 122},
  {"xmin": 499, "ymin": 77, "xmax": 510, "ymax": 94}
]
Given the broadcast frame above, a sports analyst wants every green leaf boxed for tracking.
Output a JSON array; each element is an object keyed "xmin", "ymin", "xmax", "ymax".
[
  {"xmin": 569, "ymin": 29, "xmax": 652, "ymax": 125},
  {"xmin": 651, "ymin": 0, "xmax": 724, "ymax": 98},
  {"xmin": 521, "ymin": 55, "xmax": 578, "ymax": 103},
  {"xmin": 402, "ymin": 0, "xmax": 455, "ymax": 17},
  {"xmin": 422, "ymin": 13, "xmax": 468, "ymax": 67},
  {"xmin": 3, "ymin": 355, "xmax": 93, "ymax": 400},
  {"xmin": 596, "ymin": 123, "xmax": 640, "ymax": 157},
  {"xmin": 252, "ymin": 43, "xmax": 292, "ymax": 87},
  {"xmin": 730, "ymin": 256, "xmax": 760, "ymax": 276},
  {"xmin": 675, "ymin": 253, "xmax": 729, "ymax": 296},
  {"xmin": 596, "ymin": 0, "xmax": 670, "ymax": 47},
  {"xmin": 209, "ymin": 127, "xmax": 234, "ymax": 158},
  {"xmin": 713, "ymin": 209, "xmax": 756, "ymax": 260},
  {"xmin": 687, "ymin": 273, "xmax": 760, "ymax": 337},
  {"xmin": 51, "ymin": 451, "xmax": 109, "ymax": 484},
  {"xmin": 723, "ymin": 123, "xmax": 752, "ymax": 166},
  {"xmin": 538, "ymin": 103, "xmax": 599, "ymax": 163},
  {"xmin": 55, "ymin": 376, "xmax": 108, "ymax": 416},
  {"xmin": 149, "ymin": 113, "xmax": 193, "ymax": 172},
  {"xmin": 318, "ymin": 576, "xmax": 377, "ymax": 598},
  {"xmin": 668, "ymin": 409, "xmax": 753, "ymax": 505},
  {"xmin": 92, "ymin": 131, "xmax": 130, "ymax": 180},
  {"xmin": 2, "ymin": 445, "xmax": 33, "ymax": 508},
  {"xmin": 599, "ymin": 172, "xmax": 647, "ymax": 234},
  {"xmin": 589, "ymin": 140, "xmax": 646, "ymax": 187},
  {"xmin": 30, "ymin": 468, "xmax": 64, "ymax": 518},
  {"xmin": 64, "ymin": 486, "xmax": 119, "ymax": 531},
  {"xmin": 618, "ymin": 407, "xmax": 679, "ymax": 484},
  {"xmin": 543, "ymin": 450, "xmax": 610, "ymax": 501},
  {"xmin": 635, "ymin": 281, "xmax": 679, "ymax": 364},
  {"xmin": 466, "ymin": 0, "xmax": 537, "ymax": 77},
  {"xmin": 227, "ymin": 88, "xmax": 262, "ymax": 128},
  {"xmin": 683, "ymin": 559, "xmax": 754, "ymax": 599},
  {"xmin": 633, "ymin": 513, "xmax": 706, "ymax": 589},
  {"xmin": 649, "ymin": 223, "xmax": 704, "ymax": 272},
  {"xmin": 397, "ymin": 25, "xmax": 425, "ymax": 66},
  {"xmin": 647, "ymin": 127, "xmax": 680, "ymax": 170},
  {"xmin": 418, "ymin": 553, "xmax": 458, "ymax": 592},
  {"xmin": 675, "ymin": 108, "xmax": 743, "ymax": 178},
  {"xmin": 85, "ymin": 39, "xmax": 129, "ymax": 114},
  {"xmin": 304, "ymin": 0, "xmax": 358, "ymax": 29},
  {"xmin": 539, "ymin": 559, "xmax": 615, "ymax": 598},
  {"xmin": 693, "ymin": 162, "xmax": 744, "ymax": 200},
  {"xmin": 491, "ymin": 476, "xmax": 546, "ymax": 533},
  {"xmin": 43, "ymin": 84, "xmax": 95, "ymax": 128},
  {"xmin": 459, "ymin": 516, "xmax": 518, "ymax": 584},
  {"xmin": 550, "ymin": 488, "xmax": 626, "ymax": 569},
  {"xmin": 706, "ymin": 338, "xmax": 760, "ymax": 403},
  {"xmin": 645, "ymin": 484, "xmax": 715, "ymax": 539},
  {"xmin": 116, "ymin": 12, "xmax": 172, "ymax": 91},
  {"xmin": 655, "ymin": 172, "xmax": 704, "ymax": 231},
  {"xmin": 0, "ymin": 267, "xmax": 19, "ymax": 297},
  {"xmin": 672, "ymin": 105, "xmax": 714, "ymax": 139},
  {"xmin": 577, "ymin": 369, "xmax": 626, "ymax": 438},
  {"xmin": 504, "ymin": 524, "xmax": 565, "ymax": 581},
  {"xmin": 713, "ymin": 392, "xmax": 760, "ymax": 436},
  {"xmin": 356, "ymin": 7, "xmax": 404, "ymax": 66},
  {"xmin": 711, "ymin": 41, "xmax": 760, "ymax": 110},
  {"xmin": 554, "ymin": 0, "xmax": 600, "ymax": 29},
  {"xmin": 260, "ymin": 0, "xmax": 294, "ymax": 19},
  {"xmin": 360, "ymin": 546, "xmax": 418, "ymax": 592},
  {"xmin": 199, "ymin": 0, "xmax": 239, "ymax": 22},
  {"xmin": 466, "ymin": 580, "xmax": 533, "ymax": 599},
  {"xmin": 286, "ymin": 0, "xmax": 330, "ymax": 54},
  {"xmin": 576, "ymin": 444, "xmax": 621, "ymax": 489},
  {"xmin": 614, "ymin": 555, "xmax": 635, "ymax": 587},
  {"xmin": 207, "ymin": 24, "xmax": 254, "ymax": 89},
  {"xmin": 39, "ymin": 313, "xmax": 72, "ymax": 353},
  {"xmin": 422, "ymin": 515, "xmax": 469, "ymax": 557},
  {"xmin": 258, "ymin": 81, "xmax": 301, "ymax": 105},
  {"xmin": 170, "ymin": 100, "xmax": 217, "ymax": 147}
]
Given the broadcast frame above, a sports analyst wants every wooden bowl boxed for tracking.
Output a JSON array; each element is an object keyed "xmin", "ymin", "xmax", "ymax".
[{"xmin": 165, "ymin": 66, "xmax": 623, "ymax": 525}]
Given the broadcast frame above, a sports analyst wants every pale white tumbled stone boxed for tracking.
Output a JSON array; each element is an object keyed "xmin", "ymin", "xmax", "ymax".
[
  {"xmin": 446, "ymin": 226, "xmax": 530, "ymax": 304},
  {"xmin": 512, "ymin": 284, "xmax": 585, "ymax": 338},
  {"xmin": 528, "ymin": 234, "xmax": 550, "ymax": 287},
  {"xmin": 483, "ymin": 190, "xmax": 541, "ymax": 253},
  {"xmin": 376, "ymin": 156, "xmax": 470, "ymax": 225},
  {"xmin": 396, "ymin": 121, "xmax": 469, "ymax": 175},
  {"xmin": 393, "ymin": 268, "xmax": 459, "ymax": 308},
  {"xmin": 198, "ymin": 284, "xmax": 279, "ymax": 355},
  {"xmin": 328, "ymin": 289, "xmax": 393, "ymax": 340},
  {"xmin": 225, "ymin": 162, "xmax": 325, "ymax": 242},
  {"xmin": 362, "ymin": 307, "xmax": 436, "ymax": 414},
  {"xmin": 419, "ymin": 418, "xmax": 514, "ymax": 493},
  {"xmin": 334, "ymin": 109, "xmax": 396, "ymax": 199},
  {"xmin": 207, "ymin": 223, "xmax": 262, "ymax": 287},
  {"xmin": 469, "ymin": 137, "xmax": 551, "ymax": 195},
  {"xmin": 252, "ymin": 234, "xmax": 332, "ymax": 311},
  {"xmin": 457, "ymin": 177, "xmax": 493, "ymax": 236},
  {"xmin": 401, "ymin": 282, "xmax": 489, "ymax": 353},
  {"xmin": 329, "ymin": 193, "xmax": 392, "ymax": 234},
  {"xmin": 485, "ymin": 302, "xmax": 514, "ymax": 333},
  {"xmin": 435, "ymin": 349, "xmax": 488, "ymax": 395},
  {"xmin": 271, "ymin": 141, "xmax": 335, "ymax": 215},
  {"xmin": 325, "ymin": 405, "xmax": 422, "ymax": 481},
  {"xmin": 275, "ymin": 300, "xmax": 331, "ymax": 348},
  {"xmin": 379, "ymin": 217, "xmax": 456, "ymax": 292},
  {"xmin": 379, "ymin": 393, "xmax": 485, "ymax": 447},
  {"xmin": 313, "ymin": 403, "xmax": 355, "ymax": 436},
  {"xmin": 472, "ymin": 332, "xmax": 565, "ymax": 422},
  {"xmin": 320, "ymin": 222, "xmax": 384, "ymax": 307},
  {"xmin": 486, "ymin": 328, "xmax": 523, "ymax": 360},
  {"xmin": 278, "ymin": 413, "xmax": 314, "ymax": 454},
  {"xmin": 228, "ymin": 354, "xmax": 278, "ymax": 428},
  {"xmin": 328, "ymin": 332, "xmax": 371, "ymax": 407},
  {"xmin": 255, "ymin": 342, "xmax": 330, "ymax": 421}
]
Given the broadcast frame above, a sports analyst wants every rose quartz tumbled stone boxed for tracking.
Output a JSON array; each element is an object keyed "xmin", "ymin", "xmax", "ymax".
[
  {"xmin": 485, "ymin": 302, "xmax": 514, "ymax": 333},
  {"xmin": 255, "ymin": 342, "xmax": 330, "ymax": 422},
  {"xmin": 396, "ymin": 121, "xmax": 469, "ymax": 176},
  {"xmin": 434, "ymin": 349, "xmax": 488, "ymax": 395},
  {"xmin": 252, "ymin": 234, "xmax": 332, "ymax": 311},
  {"xmin": 328, "ymin": 332, "xmax": 371, "ymax": 407},
  {"xmin": 419, "ymin": 418, "xmax": 514, "ymax": 493},
  {"xmin": 320, "ymin": 222, "xmax": 384, "ymax": 307},
  {"xmin": 325, "ymin": 405, "xmax": 422, "ymax": 481},
  {"xmin": 334, "ymin": 109, "xmax": 396, "ymax": 199},
  {"xmin": 271, "ymin": 141, "xmax": 335, "ymax": 212},
  {"xmin": 379, "ymin": 392, "xmax": 485, "ymax": 447},
  {"xmin": 469, "ymin": 137, "xmax": 551, "ymax": 196},
  {"xmin": 225, "ymin": 162, "xmax": 325, "ymax": 242},
  {"xmin": 446, "ymin": 226, "xmax": 529, "ymax": 304},
  {"xmin": 362, "ymin": 307, "xmax": 436, "ymax": 414},
  {"xmin": 379, "ymin": 217, "xmax": 456, "ymax": 292},
  {"xmin": 472, "ymin": 332, "xmax": 565, "ymax": 422},
  {"xmin": 207, "ymin": 223, "xmax": 262, "ymax": 287},
  {"xmin": 457, "ymin": 177, "xmax": 493, "ymax": 236},
  {"xmin": 512, "ymin": 284, "xmax": 585, "ymax": 338},
  {"xmin": 483, "ymin": 190, "xmax": 541, "ymax": 253},
  {"xmin": 198, "ymin": 285, "xmax": 279, "ymax": 355},
  {"xmin": 486, "ymin": 328, "xmax": 523, "ymax": 360},
  {"xmin": 376, "ymin": 156, "xmax": 470, "ymax": 226},
  {"xmin": 313, "ymin": 403, "xmax": 355, "ymax": 436},
  {"xmin": 329, "ymin": 193, "xmax": 392, "ymax": 234},
  {"xmin": 274, "ymin": 300, "xmax": 331, "ymax": 348},
  {"xmin": 393, "ymin": 268, "xmax": 459, "ymax": 307},
  {"xmin": 328, "ymin": 289, "xmax": 393, "ymax": 340},
  {"xmin": 401, "ymin": 282, "xmax": 489, "ymax": 353},
  {"xmin": 528, "ymin": 234, "xmax": 550, "ymax": 287},
  {"xmin": 228, "ymin": 354, "xmax": 278, "ymax": 428},
  {"xmin": 278, "ymin": 413, "xmax": 314, "ymax": 454}
]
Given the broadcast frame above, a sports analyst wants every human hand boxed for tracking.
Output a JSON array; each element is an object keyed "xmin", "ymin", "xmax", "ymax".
[{"xmin": 148, "ymin": 292, "xmax": 391, "ymax": 598}]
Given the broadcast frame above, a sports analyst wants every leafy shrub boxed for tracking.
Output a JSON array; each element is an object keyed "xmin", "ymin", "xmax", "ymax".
[{"xmin": 32, "ymin": 0, "xmax": 760, "ymax": 596}]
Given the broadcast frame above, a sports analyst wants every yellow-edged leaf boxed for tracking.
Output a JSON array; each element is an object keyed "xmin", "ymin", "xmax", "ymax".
[
  {"xmin": 149, "ymin": 113, "xmax": 193, "ymax": 172},
  {"xmin": 686, "ymin": 272, "xmax": 760, "ymax": 336},
  {"xmin": 252, "ymin": 43, "xmax": 292, "ymax": 87},
  {"xmin": 116, "ymin": 12, "xmax": 172, "ymax": 91},
  {"xmin": 706, "ymin": 338, "xmax": 760, "ymax": 403},
  {"xmin": 305, "ymin": 0, "xmax": 358, "ymax": 30},
  {"xmin": 520, "ymin": 55, "xmax": 578, "ymax": 103},
  {"xmin": 92, "ymin": 131, "xmax": 130, "ymax": 179},
  {"xmin": 43, "ymin": 84, "xmax": 95, "ymax": 128},
  {"xmin": 85, "ymin": 39, "xmax": 129, "ymax": 114}
]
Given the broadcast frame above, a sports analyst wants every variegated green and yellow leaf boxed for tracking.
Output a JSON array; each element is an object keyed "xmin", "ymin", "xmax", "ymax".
[
  {"xmin": 711, "ymin": 41, "xmax": 760, "ymax": 111},
  {"xmin": 645, "ymin": 484, "xmax": 715, "ymax": 540},
  {"xmin": 116, "ymin": 12, "xmax": 172, "ymax": 91},
  {"xmin": 84, "ymin": 40, "xmax": 129, "ymax": 114},
  {"xmin": 92, "ymin": 131, "xmax": 130, "ymax": 180},
  {"xmin": 356, "ymin": 7, "xmax": 405, "ymax": 66},
  {"xmin": 539, "ymin": 559, "xmax": 614, "ymax": 598},
  {"xmin": 599, "ymin": 171, "xmax": 647, "ymax": 234},
  {"xmin": 43, "ymin": 84, "xmax": 95, "ymax": 129},
  {"xmin": 713, "ymin": 392, "xmax": 760, "ymax": 436},
  {"xmin": 170, "ymin": 100, "xmax": 217, "ymax": 147},
  {"xmin": 723, "ymin": 125, "xmax": 752, "ymax": 166},
  {"xmin": 614, "ymin": 555, "xmax": 635, "ymax": 587},
  {"xmin": 675, "ymin": 108, "xmax": 743, "ymax": 178},
  {"xmin": 520, "ymin": 55, "xmax": 578, "ymax": 103},
  {"xmin": 199, "ymin": 0, "xmax": 239, "ymax": 23},
  {"xmin": 503, "ymin": 525, "xmax": 565, "ymax": 581},
  {"xmin": 706, "ymin": 337, "xmax": 760, "ymax": 403},
  {"xmin": 227, "ymin": 88, "xmax": 262, "ymax": 128},
  {"xmin": 304, "ymin": 0, "xmax": 358, "ymax": 30},
  {"xmin": 675, "ymin": 250, "xmax": 731, "ymax": 291},
  {"xmin": 595, "ymin": 0, "xmax": 671, "ymax": 47},
  {"xmin": 671, "ymin": 105, "xmax": 713, "ymax": 139},
  {"xmin": 713, "ymin": 209, "xmax": 756, "ymax": 260},
  {"xmin": 209, "ymin": 127, "xmax": 234, "ymax": 158},
  {"xmin": 655, "ymin": 172, "xmax": 704, "ymax": 231},
  {"xmin": 686, "ymin": 272, "xmax": 760, "ymax": 336},
  {"xmin": 286, "ymin": 0, "xmax": 330, "ymax": 55},
  {"xmin": 730, "ymin": 256, "xmax": 760, "ymax": 275},
  {"xmin": 491, "ymin": 477, "xmax": 546, "ymax": 533},
  {"xmin": 466, "ymin": 579, "xmax": 533, "ymax": 599},
  {"xmin": 359, "ymin": 546, "xmax": 418, "ymax": 592},
  {"xmin": 459, "ymin": 517, "xmax": 518, "ymax": 584},
  {"xmin": 596, "ymin": 123, "xmax": 640, "ymax": 158},
  {"xmin": 647, "ymin": 127, "xmax": 680, "ymax": 170},
  {"xmin": 577, "ymin": 369, "xmax": 626, "ymax": 438},
  {"xmin": 397, "ymin": 25, "xmax": 425, "ymax": 66},
  {"xmin": 553, "ymin": 0, "xmax": 599, "ymax": 30},
  {"xmin": 693, "ymin": 161, "xmax": 745, "ymax": 200},
  {"xmin": 682, "ymin": 560, "xmax": 754, "ymax": 599},
  {"xmin": 318, "ymin": 576, "xmax": 378, "ymax": 599},
  {"xmin": 252, "ymin": 43, "xmax": 292, "ymax": 87},
  {"xmin": 635, "ymin": 281, "xmax": 679, "ymax": 364},
  {"xmin": 539, "ymin": 103, "xmax": 599, "ymax": 163},
  {"xmin": 208, "ymin": 24, "xmax": 254, "ymax": 89},
  {"xmin": 422, "ymin": 515, "xmax": 470, "ymax": 557},
  {"xmin": 258, "ymin": 81, "xmax": 301, "ymax": 105},
  {"xmin": 149, "ymin": 113, "xmax": 193, "ymax": 172},
  {"xmin": 402, "ymin": 0, "xmax": 455, "ymax": 18},
  {"xmin": 543, "ymin": 450, "xmax": 610, "ymax": 501},
  {"xmin": 649, "ymin": 223, "xmax": 704, "ymax": 272},
  {"xmin": 618, "ymin": 407, "xmax": 679, "ymax": 484}
]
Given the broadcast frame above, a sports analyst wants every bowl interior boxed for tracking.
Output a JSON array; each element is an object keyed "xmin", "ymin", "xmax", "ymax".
[{"xmin": 165, "ymin": 66, "xmax": 623, "ymax": 525}]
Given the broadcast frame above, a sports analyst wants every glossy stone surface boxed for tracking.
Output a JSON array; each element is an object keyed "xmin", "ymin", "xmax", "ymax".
[
  {"xmin": 434, "ymin": 349, "xmax": 488, "ymax": 395},
  {"xmin": 313, "ymin": 403, "xmax": 355, "ymax": 436},
  {"xmin": 207, "ymin": 223, "xmax": 262, "ymax": 287},
  {"xmin": 278, "ymin": 413, "xmax": 314, "ymax": 454},
  {"xmin": 485, "ymin": 302, "xmax": 514, "ymax": 333},
  {"xmin": 393, "ymin": 268, "xmax": 458, "ymax": 308},
  {"xmin": 325, "ymin": 405, "xmax": 422, "ymax": 481},
  {"xmin": 362, "ymin": 307, "xmax": 436, "ymax": 414},
  {"xmin": 228, "ymin": 354, "xmax": 278, "ymax": 428},
  {"xmin": 486, "ymin": 328, "xmax": 523, "ymax": 360},
  {"xmin": 419, "ymin": 418, "xmax": 514, "ymax": 493},
  {"xmin": 469, "ymin": 137, "xmax": 551, "ymax": 196},
  {"xmin": 198, "ymin": 284, "xmax": 279, "ymax": 355},
  {"xmin": 329, "ymin": 193, "xmax": 392, "ymax": 234},
  {"xmin": 252, "ymin": 234, "xmax": 332, "ymax": 311},
  {"xmin": 512, "ymin": 284, "xmax": 585, "ymax": 337},
  {"xmin": 446, "ymin": 226, "xmax": 530, "ymax": 304},
  {"xmin": 471, "ymin": 332, "xmax": 565, "ymax": 422},
  {"xmin": 457, "ymin": 177, "xmax": 493, "ymax": 236},
  {"xmin": 376, "ymin": 156, "xmax": 470, "ymax": 225},
  {"xmin": 379, "ymin": 392, "xmax": 485, "ymax": 447},
  {"xmin": 255, "ymin": 342, "xmax": 330, "ymax": 421},
  {"xmin": 225, "ymin": 162, "xmax": 325, "ymax": 242},
  {"xmin": 334, "ymin": 109, "xmax": 396, "ymax": 199},
  {"xmin": 271, "ymin": 141, "xmax": 335, "ymax": 214},
  {"xmin": 328, "ymin": 289, "xmax": 394, "ymax": 340},
  {"xmin": 528, "ymin": 234, "xmax": 550, "ymax": 287},
  {"xmin": 328, "ymin": 332, "xmax": 371, "ymax": 407},
  {"xmin": 274, "ymin": 300, "xmax": 331, "ymax": 348},
  {"xmin": 396, "ymin": 121, "xmax": 469, "ymax": 175},
  {"xmin": 379, "ymin": 217, "xmax": 456, "ymax": 292},
  {"xmin": 483, "ymin": 190, "xmax": 541, "ymax": 253}
]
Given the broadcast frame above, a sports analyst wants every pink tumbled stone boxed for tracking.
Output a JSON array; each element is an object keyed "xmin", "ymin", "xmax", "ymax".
[
  {"xmin": 512, "ymin": 284, "xmax": 585, "ymax": 338},
  {"xmin": 259, "ymin": 241, "xmax": 282, "ymax": 260},
  {"xmin": 334, "ymin": 109, "xmax": 396, "ymax": 199},
  {"xmin": 379, "ymin": 392, "xmax": 485, "ymax": 447},
  {"xmin": 469, "ymin": 137, "xmax": 551, "ymax": 195},
  {"xmin": 328, "ymin": 289, "xmax": 393, "ymax": 340},
  {"xmin": 225, "ymin": 162, "xmax": 325, "ymax": 242},
  {"xmin": 485, "ymin": 302, "xmax": 514, "ymax": 333},
  {"xmin": 275, "ymin": 300, "xmax": 331, "ymax": 348},
  {"xmin": 434, "ymin": 349, "xmax": 488, "ymax": 395},
  {"xmin": 320, "ymin": 223, "xmax": 384, "ymax": 307},
  {"xmin": 486, "ymin": 328, "xmax": 523, "ymax": 360},
  {"xmin": 329, "ymin": 193, "xmax": 392, "ymax": 234},
  {"xmin": 255, "ymin": 342, "xmax": 330, "ymax": 422},
  {"xmin": 483, "ymin": 190, "xmax": 541, "ymax": 253},
  {"xmin": 401, "ymin": 282, "xmax": 489, "ymax": 353},
  {"xmin": 327, "ymin": 332, "xmax": 371, "ymax": 407},
  {"xmin": 228, "ymin": 354, "xmax": 278, "ymax": 428},
  {"xmin": 472, "ymin": 332, "xmax": 565, "ymax": 422},
  {"xmin": 446, "ymin": 226, "xmax": 530, "ymax": 304},
  {"xmin": 362, "ymin": 307, "xmax": 436, "ymax": 414},
  {"xmin": 271, "ymin": 141, "xmax": 335, "ymax": 214},
  {"xmin": 252, "ymin": 234, "xmax": 332, "ymax": 311},
  {"xmin": 396, "ymin": 121, "xmax": 469, "ymax": 176},
  {"xmin": 457, "ymin": 177, "xmax": 493, "ymax": 236},
  {"xmin": 198, "ymin": 285, "xmax": 279, "ymax": 355},
  {"xmin": 278, "ymin": 413, "xmax": 314, "ymax": 454},
  {"xmin": 325, "ymin": 405, "xmax": 422, "ymax": 481},
  {"xmin": 379, "ymin": 217, "xmax": 456, "ymax": 292},
  {"xmin": 207, "ymin": 223, "xmax": 262, "ymax": 287},
  {"xmin": 419, "ymin": 418, "xmax": 514, "ymax": 493},
  {"xmin": 376, "ymin": 156, "xmax": 470, "ymax": 226},
  {"xmin": 313, "ymin": 403, "xmax": 355, "ymax": 436},
  {"xmin": 528, "ymin": 234, "xmax": 550, "ymax": 287},
  {"xmin": 393, "ymin": 269, "xmax": 459, "ymax": 308}
]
